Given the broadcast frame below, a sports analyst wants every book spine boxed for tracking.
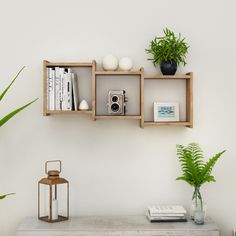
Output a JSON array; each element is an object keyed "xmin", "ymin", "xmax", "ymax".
[
  {"xmin": 149, "ymin": 219, "xmax": 187, "ymax": 223},
  {"xmin": 149, "ymin": 210, "xmax": 186, "ymax": 214},
  {"xmin": 55, "ymin": 67, "xmax": 61, "ymax": 110},
  {"xmin": 62, "ymin": 72, "xmax": 68, "ymax": 110},
  {"xmin": 71, "ymin": 73, "xmax": 78, "ymax": 111},
  {"xmin": 59, "ymin": 67, "xmax": 65, "ymax": 110},
  {"xmin": 150, "ymin": 216, "xmax": 186, "ymax": 220},
  {"xmin": 67, "ymin": 73, "xmax": 72, "ymax": 110},
  {"xmin": 146, "ymin": 213, "xmax": 186, "ymax": 222},
  {"xmin": 46, "ymin": 68, "xmax": 50, "ymax": 110},
  {"xmin": 51, "ymin": 68, "xmax": 55, "ymax": 110},
  {"xmin": 148, "ymin": 206, "xmax": 186, "ymax": 214},
  {"xmin": 63, "ymin": 72, "xmax": 72, "ymax": 111},
  {"xmin": 149, "ymin": 213, "xmax": 185, "ymax": 217}
]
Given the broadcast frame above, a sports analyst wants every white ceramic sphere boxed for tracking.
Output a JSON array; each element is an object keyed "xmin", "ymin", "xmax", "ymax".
[
  {"xmin": 102, "ymin": 54, "xmax": 118, "ymax": 71},
  {"xmin": 79, "ymin": 100, "xmax": 89, "ymax": 110},
  {"xmin": 119, "ymin": 57, "xmax": 133, "ymax": 71}
]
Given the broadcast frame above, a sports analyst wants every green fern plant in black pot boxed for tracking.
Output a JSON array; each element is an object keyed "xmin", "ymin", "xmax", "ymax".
[
  {"xmin": 176, "ymin": 143, "xmax": 225, "ymax": 220},
  {"xmin": 146, "ymin": 28, "xmax": 189, "ymax": 75}
]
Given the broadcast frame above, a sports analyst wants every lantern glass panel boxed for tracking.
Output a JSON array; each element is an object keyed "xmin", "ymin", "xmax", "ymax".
[
  {"xmin": 38, "ymin": 182, "xmax": 69, "ymax": 222},
  {"xmin": 57, "ymin": 183, "xmax": 68, "ymax": 217},
  {"xmin": 38, "ymin": 184, "xmax": 49, "ymax": 217}
]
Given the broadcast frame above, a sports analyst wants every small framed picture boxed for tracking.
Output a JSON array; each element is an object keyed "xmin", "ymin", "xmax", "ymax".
[{"xmin": 154, "ymin": 102, "xmax": 179, "ymax": 122}]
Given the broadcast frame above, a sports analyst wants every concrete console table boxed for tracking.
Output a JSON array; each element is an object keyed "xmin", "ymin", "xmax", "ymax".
[{"xmin": 17, "ymin": 216, "xmax": 219, "ymax": 236}]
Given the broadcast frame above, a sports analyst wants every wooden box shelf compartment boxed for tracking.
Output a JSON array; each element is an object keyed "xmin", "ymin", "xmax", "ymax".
[
  {"xmin": 141, "ymin": 73, "xmax": 193, "ymax": 128},
  {"xmin": 43, "ymin": 60, "xmax": 193, "ymax": 128},
  {"xmin": 43, "ymin": 60, "xmax": 96, "ymax": 116},
  {"xmin": 93, "ymin": 68, "xmax": 144, "ymax": 127}
]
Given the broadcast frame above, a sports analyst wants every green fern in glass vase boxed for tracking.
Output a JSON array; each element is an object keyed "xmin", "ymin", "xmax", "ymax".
[
  {"xmin": 176, "ymin": 143, "xmax": 225, "ymax": 214},
  {"xmin": 0, "ymin": 67, "xmax": 38, "ymax": 200}
]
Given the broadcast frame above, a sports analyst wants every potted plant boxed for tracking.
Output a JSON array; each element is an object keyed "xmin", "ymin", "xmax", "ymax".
[
  {"xmin": 146, "ymin": 28, "xmax": 189, "ymax": 75},
  {"xmin": 176, "ymin": 143, "xmax": 225, "ymax": 224},
  {"xmin": 0, "ymin": 66, "xmax": 38, "ymax": 200}
]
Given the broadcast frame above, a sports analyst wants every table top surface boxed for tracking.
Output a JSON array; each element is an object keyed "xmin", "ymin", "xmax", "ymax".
[{"xmin": 17, "ymin": 216, "xmax": 219, "ymax": 232}]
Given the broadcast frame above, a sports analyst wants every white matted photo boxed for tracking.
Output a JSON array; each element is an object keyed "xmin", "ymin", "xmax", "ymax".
[{"xmin": 154, "ymin": 102, "xmax": 179, "ymax": 122}]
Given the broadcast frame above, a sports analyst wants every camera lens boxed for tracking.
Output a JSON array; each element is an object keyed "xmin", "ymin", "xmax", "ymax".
[
  {"xmin": 112, "ymin": 96, "xmax": 118, "ymax": 102},
  {"xmin": 111, "ymin": 103, "xmax": 120, "ymax": 112}
]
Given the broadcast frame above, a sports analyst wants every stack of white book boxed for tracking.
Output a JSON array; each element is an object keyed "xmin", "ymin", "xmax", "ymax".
[
  {"xmin": 47, "ymin": 67, "xmax": 79, "ymax": 111},
  {"xmin": 146, "ymin": 205, "xmax": 187, "ymax": 222}
]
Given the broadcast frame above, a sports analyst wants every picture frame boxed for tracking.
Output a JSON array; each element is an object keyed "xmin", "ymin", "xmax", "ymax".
[{"xmin": 154, "ymin": 102, "xmax": 179, "ymax": 122}]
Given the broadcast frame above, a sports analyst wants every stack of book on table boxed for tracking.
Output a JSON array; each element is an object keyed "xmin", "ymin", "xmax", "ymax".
[{"xmin": 146, "ymin": 205, "xmax": 187, "ymax": 222}]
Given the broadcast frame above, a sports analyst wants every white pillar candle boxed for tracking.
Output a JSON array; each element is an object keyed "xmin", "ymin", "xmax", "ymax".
[{"xmin": 51, "ymin": 198, "xmax": 58, "ymax": 220}]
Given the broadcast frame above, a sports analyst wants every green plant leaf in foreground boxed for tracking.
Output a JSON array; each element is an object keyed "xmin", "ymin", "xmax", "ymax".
[
  {"xmin": 0, "ymin": 66, "xmax": 25, "ymax": 101},
  {"xmin": 176, "ymin": 143, "xmax": 225, "ymax": 210},
  {"xmin": 176, "ymin": 143, "xmax": 226, "ymax": 187},
  {"xmin": 0, "ymin": 98, "xmax": 38, "ymax": 127},
  {"xmin": 0, "ymin": 193, "xmax": 15, "ymax": 200},
  {"xmin": 0, "ymin": 67, "xmax": 38, "ymax": 200}
]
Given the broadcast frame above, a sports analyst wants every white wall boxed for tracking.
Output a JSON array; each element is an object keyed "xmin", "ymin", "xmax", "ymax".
[{"xmin": 0, "ymin": 0, "xmax": 235, "ymax": 235}]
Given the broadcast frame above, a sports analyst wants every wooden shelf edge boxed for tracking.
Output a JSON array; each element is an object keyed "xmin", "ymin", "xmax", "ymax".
[
  {"xmin": 95, "ymin": 115, "xmax": 142, "ymax": 120},
  {"xmin": 45, "ymin": 110, "xmax": 92, "ymax": 115},
  {"xmin": 45, "ymin": 62, "xmax": 93, "ymax": 67},
  {"xmin": 95, "ymin": 70, "xmax": 142, "ymax": 76},
  {"xmin": 144, "ymin": 121, "xmax": 192, "ymax": 127},
  {"xmin": 144, "ymin": 73, "xmax": 192, "ymax": 80}
]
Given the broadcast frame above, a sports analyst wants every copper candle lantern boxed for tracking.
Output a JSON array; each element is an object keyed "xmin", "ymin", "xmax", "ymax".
[{"xmin": 38, "ymin": 160, "xmax": 69, "ymax": 223}]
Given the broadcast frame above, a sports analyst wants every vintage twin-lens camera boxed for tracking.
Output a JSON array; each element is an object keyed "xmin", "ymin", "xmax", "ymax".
[{"xmin": 108, "ymin": 90, "xmax": 128, "ymax": 115}]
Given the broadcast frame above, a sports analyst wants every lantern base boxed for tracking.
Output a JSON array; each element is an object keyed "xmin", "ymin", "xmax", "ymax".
[{"xmin": 39, "ymin": 215, "xmax": 69, "ymax": 223}]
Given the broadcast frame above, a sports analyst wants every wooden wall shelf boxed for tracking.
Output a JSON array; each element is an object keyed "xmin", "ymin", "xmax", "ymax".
[
  {"xmin": 46, "ymin": 62, "xmax": 93, "ymax": 67},
  {"xmin": 95, "ymin": 115, "xmax": 142, "ymax": 120},
  {"xmin": 93, "ymin": 67, "xmax": 144, "ymax": 127},
  {"xmin": 142, "ymin": 72, "xmax": 193, "ymax": 128},
  {"xmin": 144, "ymin": 75, "xmax": 191, "ymax": 80},
  {"xmin": 95, "ymin": 71, "xmax": 143, "ymax": 76},
  {"xmin": 43, "ymin": 60, "xmax": 193, "ymax": 128},
  {"xmin": 43, "ymin": 60, "xmax": 96, "ymax": 116},
  {"xmin": 46, "ymin": 110, "xmax": 92, "ymax": 115},
  {"xmin": 144, "ymin": 121, "xmax": 192, "ymax": 126}
]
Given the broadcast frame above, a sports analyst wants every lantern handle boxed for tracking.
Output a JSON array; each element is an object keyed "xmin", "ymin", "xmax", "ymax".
[{"xmin": 45, "ymin": 160, "xmax": 62, "ymax": 174}]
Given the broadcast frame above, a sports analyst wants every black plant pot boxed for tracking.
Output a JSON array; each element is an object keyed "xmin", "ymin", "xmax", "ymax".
[{"xmin": 160, "ymin": 61, "xmax": 177, "ymax": 75}]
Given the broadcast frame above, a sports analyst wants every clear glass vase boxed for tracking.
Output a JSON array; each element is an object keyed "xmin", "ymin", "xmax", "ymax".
[
  {"xmin": 190, "ymin": 186, "xmax": 206, "ymax": 223},
  {"xmin": 194, "ymin": 209, "xmax": 205, "ymax": 225}
]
